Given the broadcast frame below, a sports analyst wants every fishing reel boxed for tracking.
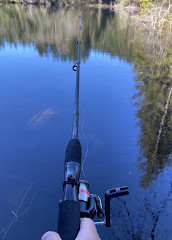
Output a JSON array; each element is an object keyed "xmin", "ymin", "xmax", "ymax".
[
  {"xmin": 79, "ymin": 180, "xmax": 129, "ymax": 227},
  {"xmin": 61, "ymin": 138, "xmax": 129, "ymax": 229}
]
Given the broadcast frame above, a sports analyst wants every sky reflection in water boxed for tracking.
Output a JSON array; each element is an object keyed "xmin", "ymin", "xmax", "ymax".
[{"xmin": 0, "ymin": 5, "xmax": 172, "ymax": 240}]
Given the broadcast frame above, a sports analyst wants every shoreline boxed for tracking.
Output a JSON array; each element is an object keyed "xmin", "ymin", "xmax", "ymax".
[
  {"xmin": 0, "ymin": 1, "xmax": 140, "ymax": 16},
  {"xmin": 0, "ymin": 1, "xmax": 139, "ymax": 11},
  {"xmin": 86, "ymin": 3, "xmax": 140, "ymax": 14},
  {"xmin": 0, "ymin": 1, "xmax": 171, "ymax": 33}
]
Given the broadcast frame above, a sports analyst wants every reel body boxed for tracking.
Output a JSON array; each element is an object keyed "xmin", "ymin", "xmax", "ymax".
[{"xmin": 78, "ymin": 180, "xmax": 129, "ymax": 227}]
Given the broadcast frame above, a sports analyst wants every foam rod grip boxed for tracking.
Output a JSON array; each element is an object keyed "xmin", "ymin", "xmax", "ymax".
[
  {"xmin": 65, "ymin": 139, "xmax": 81, "ymax": 165},
  {"xmin": 57, "ymin": 200, "xmax": 80, "ymax": 240}
]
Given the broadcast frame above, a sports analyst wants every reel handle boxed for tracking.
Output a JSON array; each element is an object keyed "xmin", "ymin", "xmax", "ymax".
[{"xmin": 105, "ymin": 186, "xmax": 129, "ymax": 227}]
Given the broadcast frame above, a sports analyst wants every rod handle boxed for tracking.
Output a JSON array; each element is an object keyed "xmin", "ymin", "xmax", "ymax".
[
  {"xmin": 65, "ymin": 139, "xmax": 81, "ymax": 165},
  {"xmin": 57, "ymin": 200, "xmax": 80, "ymax": 240}
]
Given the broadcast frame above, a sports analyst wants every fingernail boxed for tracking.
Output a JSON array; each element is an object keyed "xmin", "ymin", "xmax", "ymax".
[{"xmin": 41, "ymin": 231, "xmax": 55, "ymax": 240}]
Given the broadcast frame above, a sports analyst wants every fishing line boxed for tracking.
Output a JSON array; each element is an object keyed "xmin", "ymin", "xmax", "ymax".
[
  {"xmin": 17, "ymin": 193, "xmax": 36, "ymax": 219},
  {"xmin": 2, "ymin": 182, "xmax": 34, "ymax": 240},
  {"xmin": 0, "ymin": 193, "xmax": 36, "ymax": 239},
  {"xmin": 0, "ymin": 168, "xmax": 58, "ymax": 239},
  {"xmin": 80, "ymin": 104, "xmax": 88, "ymax": 181}
]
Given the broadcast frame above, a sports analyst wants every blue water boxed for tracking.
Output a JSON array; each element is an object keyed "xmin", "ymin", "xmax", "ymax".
[
  {"xmin": 0, "ymin": 7, "xmax": 172, "ymax": 240},
  {"xmin": 0, "ymin": 42, "xmax": 137, "ymax": 239}
]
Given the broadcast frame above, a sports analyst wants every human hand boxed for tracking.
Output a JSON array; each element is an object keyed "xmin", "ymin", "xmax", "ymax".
[{"xmin": 41, "ymin": 218, "xmax": 101, "ymax": 240}]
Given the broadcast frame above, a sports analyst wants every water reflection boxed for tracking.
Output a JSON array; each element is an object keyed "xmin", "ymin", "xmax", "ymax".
[
  {"xmin": 0, "ymin": 4, "xmax": 172, "ymax": 239},
  {"xmin": 132, "ymin": 33, "xmax": 172, "ymax": 188},
  {"xmin": 0, "ymin": 5, "xmax": 134, "ymax": 61}
]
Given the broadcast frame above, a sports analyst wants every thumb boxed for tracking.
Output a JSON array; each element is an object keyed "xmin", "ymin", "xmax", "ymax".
[
  {"xmin": 41, "ymin": 231, "xmax": 62, "ymax": 240},
  {"xmin": 76, "ymin": 218, "xmax": 101, "ymax": 240}
]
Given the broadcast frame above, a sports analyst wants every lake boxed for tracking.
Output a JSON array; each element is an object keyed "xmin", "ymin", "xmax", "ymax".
[{"xmin": 0, "ymin": 4, "xmax": 172, "ymax": 240}]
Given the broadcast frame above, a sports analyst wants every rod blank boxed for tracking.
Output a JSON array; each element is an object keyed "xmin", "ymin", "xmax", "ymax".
[{"xmin": 72, "ymin": 16, "xmax": 81, "ymax": 140}]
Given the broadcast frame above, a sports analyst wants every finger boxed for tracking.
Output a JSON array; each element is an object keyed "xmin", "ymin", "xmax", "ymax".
[
  {"xmin": 75, "ymin": 218, "xmax": 101, "ymax": 240},
  {"xmin": 41, "ymin": 231, "xmax": 62, "ymax": 240}
]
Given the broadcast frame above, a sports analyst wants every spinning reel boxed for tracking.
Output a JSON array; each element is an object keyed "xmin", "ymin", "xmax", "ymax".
[{"xmin": 79, "ymin": 180, "xmax": 129, "ymax": 227}]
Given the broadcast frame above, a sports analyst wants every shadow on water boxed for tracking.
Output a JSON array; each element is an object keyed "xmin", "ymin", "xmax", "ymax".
[{"xmin": 0, "ymin": 4, "xmax": 172, "ymax": 240}]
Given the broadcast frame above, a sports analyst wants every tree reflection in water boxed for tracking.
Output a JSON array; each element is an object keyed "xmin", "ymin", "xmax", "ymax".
[
  {"xmin": 0, "ymin": 4, "xmax": 172, "ymax": 239},
  {"xmin": 132, "ymin": 32, "xmax": 172, "ymax": 188}
]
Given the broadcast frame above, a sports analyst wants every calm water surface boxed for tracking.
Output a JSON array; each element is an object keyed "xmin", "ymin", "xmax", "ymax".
[{"xmin": 0, "ymin": 5, "xmax": 172, "ymax": 240}]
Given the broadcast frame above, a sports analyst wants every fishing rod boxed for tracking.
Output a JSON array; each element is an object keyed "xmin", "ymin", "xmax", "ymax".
[{"xmin": 57, "ymin": 17, "xmax": 129, "ymax": 240}]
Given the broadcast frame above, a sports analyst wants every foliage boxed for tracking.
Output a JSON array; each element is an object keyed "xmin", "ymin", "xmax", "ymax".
[
  {"xmin": 115, "ymin": 0, "xmax": 172, "ymax": 31},
  {"xmin": 138, "ymin": 0, "xmax": 172, "ymax": 30},
  {"xmin": 139, "ymin": 0, "xmax": 154, "ymax": 14}
]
